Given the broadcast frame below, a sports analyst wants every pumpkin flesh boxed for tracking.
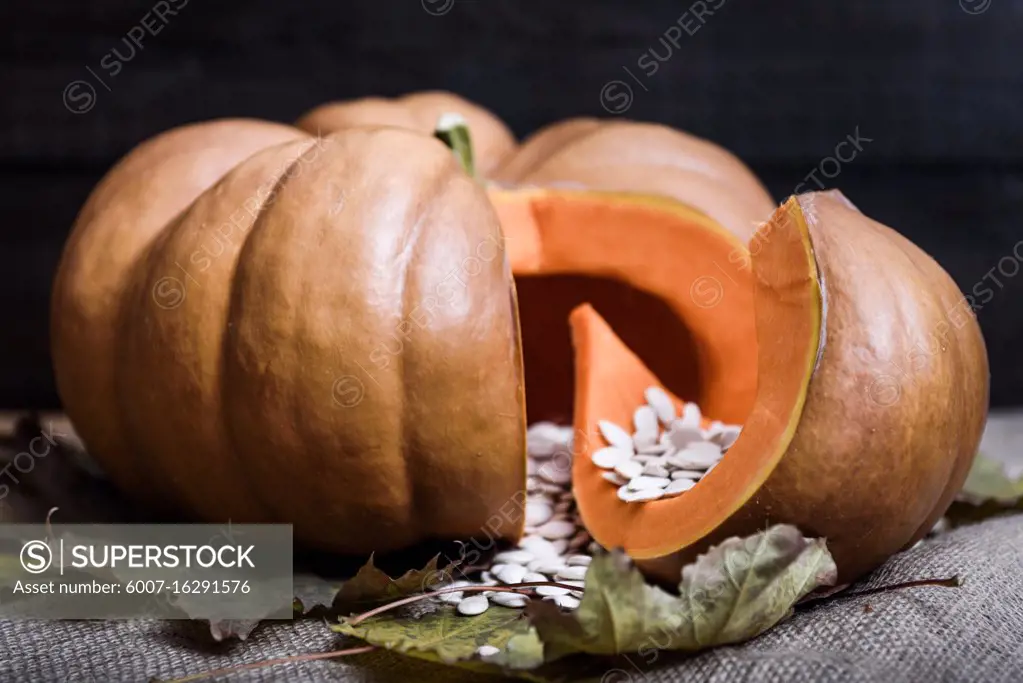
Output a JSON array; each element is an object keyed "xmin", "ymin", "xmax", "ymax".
[{"xmin": 489, "ymin": 188, "xmax": 758, "ymax": 428}]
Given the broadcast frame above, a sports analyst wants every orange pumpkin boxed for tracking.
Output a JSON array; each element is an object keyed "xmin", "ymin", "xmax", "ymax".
[
  {"xmin": 52, "ymin": 93, "xmax": 988, "ymax": 586},
  {"xmin": 51, "ymin": 117, "xmax": 525, "ymax": 554}
]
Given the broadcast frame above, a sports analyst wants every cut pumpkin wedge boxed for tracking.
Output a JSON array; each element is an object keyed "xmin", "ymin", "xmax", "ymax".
[{"xmin": 562, "ymin": 191, "xmax": 987, "ymax": 585}]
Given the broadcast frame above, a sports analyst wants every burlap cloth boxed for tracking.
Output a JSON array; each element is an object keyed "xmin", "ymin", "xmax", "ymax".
[{"xmin": 2, "ymin": 415, "xmax": 1021, "ymax": 682}]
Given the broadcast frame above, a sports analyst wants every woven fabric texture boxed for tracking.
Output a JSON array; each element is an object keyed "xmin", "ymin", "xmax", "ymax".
[{"xmin": 1, "ymin": 418, "xmax": 1021, "ymax": 682}]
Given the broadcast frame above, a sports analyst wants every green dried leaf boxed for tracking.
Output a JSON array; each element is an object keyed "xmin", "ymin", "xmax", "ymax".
[
  {"xmin": 333, "ymin": 554, "xmax": 451, "ymax": 611},
  {"xmin": 334, "ymin": 602, "xmax": 545, "ymax": 670},
  {"xmin": 528, "ymin": 525, "xmax": 836, "ymax": 660},
  {"xmin": 958, "ymin": 452, "xmax": 1023, "ymax": 504}
]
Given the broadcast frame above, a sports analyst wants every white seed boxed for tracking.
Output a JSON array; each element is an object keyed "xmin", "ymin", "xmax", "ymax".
[
  {"xmin": 518, "ymin": 536, "xmax": 560, "ymax": 558},
  {"xmin": 665, "ymin": 423, "xmax": 703, "ymax": 450},
  {"xmin": 535, "ymin": 584, "xmax": 570, "ymax": 597},
  {"xmin": 528, "ymin": 560, "xmax": 567, "ymax": 575},
  {"xmin": 538, "ymin": 462, "xmax": 572, "ymax": 485},
  {"xmin": 613, "ymin": 459, "xmax": 644, "ymax": 480},
  {"xmin": 628, "ymin": 476, "xmax": 670, "ymax": 491},
  {"xmin": 602, "ymin": 471, "xmax": 628, "ymax": 486},
  {"xmin": 536, "ymin": 519, "xmax": 576, "ymax": 540},
  {"xmin": 664, "ymin": 478, "xmax": 697, "ymax": 495},
  {"xmin": 490, "ymin": 591, "xmax": 528, "ymax": 608},
  {"xmin": 717, "ymin": 426, "xmax": 742, "ymax": 450},
  {"xmin": 566, "ymin": 555, "xmax": 592, "ymax": 566},
  {"xmin": 457, "ymin": 595, "xmax": 490, "ymax": 615},
  {"xmin": 680, "ymin": 402, "xmax": 702, "ymax": 428},
  {"xmin": 632, "ymin": 430, "xmax": 658, "ymax": 450},
  {"xmin": 553, "ymin": 500, "xmax": 572, "ymax": 513},
  {"xmin": 633, "ymin": 405, "xmax": 659, "ymax": 435},
  {"xmin": 526, "ymin": 459, "xmax": 538, "ymax": 476},
  {"xmin": 477, "ymin": 644, "xmax": 501, "ymax": 657},
  {"xmin": 496, "ymin": 564, "xmax": 528, "ymax": 584},
  {"xmin": 644, "ymin": 386, "xmax": 676, "ymax": 424},
  {"xmin": 551, "ymin": 539, "xmax": 570, "ymax": 554},
  {"xmin": 641, "ymin": 463, "xmax": 670, "ymax": 478},
  {"xmin": 437, "ymin": 591, "xmax": 465, "ymax": 604},
  {"xmin": 591, "ymin": 446, "xmax": 630, "ymax": 469},
  {"xmin": 525, "ymin": 501, "xmax": 554, "ymax": 527},
  {"xmin": 490, "ymin": 563, "xmax": 508, "ymax": 574},
  {"xmin": 556, "ymin": 566, "xmax": 588, "ymax": 581},
  {"xmin": 670, "ymin": 469, "xmax": 706, "ymax": 480},
  {"xmin": 523, "ymin": 571, "xmax": 548, "ymax": 583},
  {"xmin": 598, "ymin": 420, "xmax": 634, "ymax": 450},
  {"xmin": 552, "ymin": 594, "xmax": 581, "ymax": 610},
  {"xmin": 535, "ymin": 481, "xmax": 565, "ymax": 495},
  {"xmin": 671, "ymin": 442, "xmax": 722, "ymax": 469},
  {"xmin": 637, "ymin": 441, "xmax": 670, "ymax": 455},
  {"xmin": 618, "ymin": 486, "xmax": 665, "ymax": 502},
  {"xmin": 494, "ymin": 550, "xmax": 534, "ymax": 564}
]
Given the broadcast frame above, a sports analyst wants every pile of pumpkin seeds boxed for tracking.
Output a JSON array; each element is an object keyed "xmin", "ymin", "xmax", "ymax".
[
  {"xmin": 592, "ymin": 386, "xmax": 741, "ymax": 503},
  {"xmin": 436, "ymin": 422, "xmax": 594, "ymax": 619},
  {"xmin": 437, "ymin": 388, "xmax": 740, "ymax": 647}
]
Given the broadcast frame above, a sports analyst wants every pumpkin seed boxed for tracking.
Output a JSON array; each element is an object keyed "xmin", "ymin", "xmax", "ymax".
[
  {"xmin": 490, "ymin": 592, "xmax": 528, "ymax": 608},
  {"xmin": 664, "ymin": 478, "xmax": 697, "ymax": 496},
  {"xmin": 601, "ymin": 471, "xmax": 628, "ymax": 485},
  {"xmin": 494, "ymin": 549, "xmax": 534, "ymax": 564},
  {"xmin": 536, "ymin": 519, "xmax": 576, "ymax": 540},
  {"xmin": 519, "ymin": 536, "xmax": 560, "ymax": 557},
  {"xmin": 665, "ymin": 423, "xmax": 703, "ymax": 450},
  {"xmin": 550, "ymin": 594, "xmax": 581, "ymax": 610},
  {"xmin": 670, "ymin": 469, "xmax": 706, "ymax": 480},
  {"xmin": 644, "ymin": 386, "xmax": 676, "ymax": 423},
  {"xmin": 641, "ymin": 462, "xmax": 670, "ymax": 478},
  {"xmin": 495, "ymin": 563, "xmax": 527, "ymax": 584},
  {"xmin": 633, "ymin": 405, "xmax": 659, "ymax": 436},
  {"xmin": 627, "ymin": 476, "xmax": 671, "ymax": 491},
  {"xmin": 681, "ymin": 402, "xmax": 702, "ymax": 427},
  {"xmin": 555, "ymin": 565, "xmax": 588, "ymax": 581},
  {"xmin": 477, "ymin": 644, "xmax": 502, "ymax": 656},
  {"xmin": 538, "ymin": 462, "xmax": 572, "ymax": 485},
  {"xmin": 528, "ymin": 560, "xmax": 567, "ymax": 575},
  {"xmin": 591, "ymin": 445, "xmax": 629, "ymax": 469},
  {"xmin": 598, "ymin": 420, "xmax": 634, "ymax": 450},
  {"xmin": 525, "ymin": 500, "xmax": 554, "ymax": 527},
  {"xmin": 637, "ymin": 441, "xmax": 671, "ymax": 455},
  {"xmin": 535, "ymin": 584, "xmax": 570, "ymax": 597},
  {"xmin": 438, "ymin": 591, "xmax": 464, "ymax": 604},
  {"xmin": 457, "ymin": 595, "xmax": 490, "ymax": 616},
  {"xmin": 617, "ymin": 486, "xmax": 664, "ymax": 502},
  {"xmin": 565, "ymin": 554, "xmax": 591, "ymax": 566},
  {"xmin": 613, "ymin": 459, "xmax": 644, "ymax": 480}
]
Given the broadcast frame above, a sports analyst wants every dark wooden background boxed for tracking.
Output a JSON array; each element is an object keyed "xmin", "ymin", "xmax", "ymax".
[{"xmin": 2, "ymin": 0, "xmax": 1021, "ymax": 407}]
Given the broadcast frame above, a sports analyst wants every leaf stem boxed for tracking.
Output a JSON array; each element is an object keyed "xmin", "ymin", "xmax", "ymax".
[
  {"xmin": 158, "ymin": 645, "xmax": 376, "ymax": 683},
  {"xmin": 346, "ymin": 581, "xmax": 584, "ymax": 626},
  {"xmin": 799, "ymin": 575, "xmax": 960, "ymax": 609}
]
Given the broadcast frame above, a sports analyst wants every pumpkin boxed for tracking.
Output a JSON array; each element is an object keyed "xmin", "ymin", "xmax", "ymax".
[
  {"xmin": 51, "ymin": 117, "xmax": 526, "ymax": 553},
  {"xmin": 53, "ymin": 92, "xmax": 988, "ymax": 587},
  {"xmin": 485, "ymin": 120, "xmax": 988, "ymax": 583},
  {"xmin": 296, "ymin": 90, "xmax": 515, "ymax": 176}
]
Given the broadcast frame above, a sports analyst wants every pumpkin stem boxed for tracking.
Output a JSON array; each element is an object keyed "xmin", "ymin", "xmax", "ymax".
[{"xmin": 434, "ymin": 112, "xmax": 476, "ymax": 178}]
